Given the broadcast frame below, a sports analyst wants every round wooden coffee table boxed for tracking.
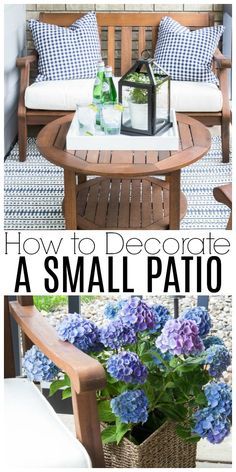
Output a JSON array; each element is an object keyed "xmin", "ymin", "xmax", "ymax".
[{"xmin": 37, "ymin": 113, "xmax": 211, "ymax": 230}]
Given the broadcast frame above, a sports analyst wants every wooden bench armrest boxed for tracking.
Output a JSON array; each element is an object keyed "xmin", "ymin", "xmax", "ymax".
[
  {"xmin": 213, "ymin": 183, "xmax": 232, "ymax": 208},
  {"xmin": 9, "ymin": 300, "xmax": 106, "ymax": 394},
  {"xmin": 16, "ymin": 54, "xmax": 38, "ymax": 120},
  {"xmin": 16, "ymin": 53, "xmax": 37, "ymax": 68},
  {"xmin": 213, "ymin": 48, "xmax": 231, "ymax": 69}
]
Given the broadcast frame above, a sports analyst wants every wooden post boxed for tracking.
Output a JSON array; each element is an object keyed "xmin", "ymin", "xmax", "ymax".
[
  {"xmin": 4, "ymin": 297, "xmax": 16, "ymax": 378},
  {"xmin": 71, "ymin": 388, "xmax": 105, "ymax": 467}
]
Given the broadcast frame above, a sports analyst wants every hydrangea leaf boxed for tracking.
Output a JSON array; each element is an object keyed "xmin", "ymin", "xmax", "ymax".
[
  {"xmin": 175, "ymin": 359, "xmax": 203, "ymax": 373},
  {"xmin": 101, "ymin": 425, "xmax": 117, "ymax": 444},
  {"xmin": 98, "ymin": 400, "xmax": 116, "ymax": 423},
  {"xmin": 62, "ymin": 387, "xmax": 72, "ymax": 400},
  {"xmin": 157, "ymin": 403, "xmax": 187, "ymax": 421},
  {"xmin": 195, "ymin": 392, "xmax": 208, "ymax": 407},
  {"xmin": 140, "ymin": 352, "xmax": 155, "ymax": 363},
  {"xmin": 116, "ymin": 421, "xmax": 132, "ymax": 445},
  {"xmin": 183, "ymin": 434, "xmax": 201, "ymax": 443},
  {"xmin": 49, "ymin": 375, "xmax": 70, "ymax": 397},
  {"xmin": 175, "ymin": 424, "xmax": 194, "ymax": 439}
]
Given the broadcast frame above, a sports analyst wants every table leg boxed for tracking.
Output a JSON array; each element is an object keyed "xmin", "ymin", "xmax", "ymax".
[
  {"xmin": 64, "ymin": 169, "xmax": 77, "ymax": 230},
  {"xmin": 168, "ymin": 170, "xmax": 181, "ymax": 230}
]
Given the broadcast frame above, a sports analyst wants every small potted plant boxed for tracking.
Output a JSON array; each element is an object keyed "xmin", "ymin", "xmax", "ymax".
[
  {"xmin": 23, "ymin": 298, "xmax": 232, "ymax": 468},
  {"xmin": 126, "ymin": 73, "xmax": 163, "ymax": 131}
]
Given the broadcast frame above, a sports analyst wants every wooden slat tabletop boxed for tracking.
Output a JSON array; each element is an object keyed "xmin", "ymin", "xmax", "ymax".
[{"xmin": 37, "ymin": 113, "xmax": 211, "ymax": 177}]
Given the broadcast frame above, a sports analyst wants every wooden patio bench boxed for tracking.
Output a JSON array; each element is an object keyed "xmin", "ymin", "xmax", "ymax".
[
  {"xmin": 4, "ymin": 296, "xmax": 106, "ymax": 468},
  {"xmin": 17, "ymin": 11, "xmax": 231, "ymax": 162}
]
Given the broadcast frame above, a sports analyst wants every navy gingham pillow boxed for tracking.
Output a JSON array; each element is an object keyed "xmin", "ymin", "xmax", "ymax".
[
  {"xmin": 154, "ymin": 16, "xmax": 224, "ymax": 84},
  {"xmin": 28, "ymin": 11, "xmax": 101, "ymax": 82}
]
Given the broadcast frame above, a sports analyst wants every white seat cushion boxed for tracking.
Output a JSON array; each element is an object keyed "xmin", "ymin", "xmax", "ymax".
[
  {"xmin": 25, "ymin": 77, "xmax": 222, "ymax": 113},
  {"xmin": 4, "ymin": 378, "xmax": 91, "ymax": 468}
]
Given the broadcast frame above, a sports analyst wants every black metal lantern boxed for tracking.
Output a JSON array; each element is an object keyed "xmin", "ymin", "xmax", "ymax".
[{"xmin": 118, "ymin": 51, "xmax": 171, "ymax": 136}]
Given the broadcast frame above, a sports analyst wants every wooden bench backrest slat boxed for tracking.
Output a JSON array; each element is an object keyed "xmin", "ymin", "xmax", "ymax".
[
  {"xmin": 121, "ymin": 27, "xmax": 132, "ymax": 75},
  {"xmin": 107, "ymin": 26, "xmax": 115, "ymax": 71},
  {"xmin": 39, "ymin": 12, "xmax": 214, "ymax": 28},
  {"xmin": 38, "ymin": 12, "xmax": 215, "ymax": 75},
  {"xmin": 138, "ymin": 26, "xmax": 146, "ymax": 57}
]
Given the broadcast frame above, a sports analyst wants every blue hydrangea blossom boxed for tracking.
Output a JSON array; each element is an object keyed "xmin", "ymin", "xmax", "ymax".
[
  {"xmin": 111, "ymin": 389, "xmax": 148, "ymax": 424},
  {"xmin": 204, "ymin": 382, "xmax": 232, "ymax": 417},
  {"xmin": 23, "ymin": 345, "xmax": 59, "ymax": 382},
  {"xmin": 180, "ymin": 306, "xmax": 211, "ymax": 337},
  {"xmin": 104, "ymin": 299, "xmax": 127, "ymax": 320},
  {"xmin": 203, "ymin": 336, "xmax": 225, "ymax": 349},
  {"xmin": 192, "ymin": 382, "xmax": 232, "ymax": 444},
  {"xmin": 56, "ymin": 312, "xmax": 100, "ymax": 352},
  {"xmin": 156, "ymin": 318, "xmax": 204, "ymax": 356},
  {"xmin": 203, "ymin": 345, "xmax": 231, "ymax": 378},
  {"xmin": 193, "ymin": 408, "xmax": 230, "ymax": 444},
  {"xmin": 107, "ymin": 351, "xmax": 147, "ymax": 384},
  {"xmin": 100, "ymin": 317, "xmax": 136, "ymax": 349},
  {"xmin": 150, "ymin": 304, "xmax": 171, "ymax": 333}
]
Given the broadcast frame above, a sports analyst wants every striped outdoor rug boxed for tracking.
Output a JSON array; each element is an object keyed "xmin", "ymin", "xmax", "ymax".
[{"xmin": 4, "ymin": 136, "xmax": 231, "ymax": 230}]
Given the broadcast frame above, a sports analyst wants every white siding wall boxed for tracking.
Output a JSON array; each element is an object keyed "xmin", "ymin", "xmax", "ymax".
[{"xmin": 4, "ymin": 4, "xmax": 26, "ymax": 155}]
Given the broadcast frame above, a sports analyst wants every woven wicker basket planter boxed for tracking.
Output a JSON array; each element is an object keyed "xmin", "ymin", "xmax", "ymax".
[{"xmin": 103, "ymin": 422, "xmax": 197, "ymax": 468}]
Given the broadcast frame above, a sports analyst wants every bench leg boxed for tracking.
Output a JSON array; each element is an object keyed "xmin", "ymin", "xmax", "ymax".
[
  {"xmin": 221, "ymin": 118, "xmax": 230, "ymax": 164},
  {"xmin": 18, "ymin": 115, "xmax": 28, "ymax": 162}
]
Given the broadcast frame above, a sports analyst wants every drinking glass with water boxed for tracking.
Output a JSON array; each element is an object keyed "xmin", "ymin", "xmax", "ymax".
[
  {"xmin": 76, "ymin": 104, "xmax": 97, "ymax": 135},
  {"xmin": 101, "ymin": 104, "xmax": 122, "ymax": 135}
]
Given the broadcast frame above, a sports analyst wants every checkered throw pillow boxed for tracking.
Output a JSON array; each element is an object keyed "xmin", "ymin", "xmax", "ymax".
[
  {"xmin": 28, "ymin": 11, "xmax": 101, "ymax": 82},
  {"xmin": 154, "ymin": 16, "xmax": 224, "ymax": 84}
]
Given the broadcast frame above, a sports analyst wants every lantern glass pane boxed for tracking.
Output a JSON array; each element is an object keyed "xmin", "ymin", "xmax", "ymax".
[{"xmin": 155, "ymin": 78, "xmax": 169, "ymax": 132}]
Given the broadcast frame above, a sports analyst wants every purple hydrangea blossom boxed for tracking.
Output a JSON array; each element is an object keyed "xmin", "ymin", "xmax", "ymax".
[
  {"xmin": 180, "ymin": 306, "xmax": 211, "ymax": 337},
  {"xmin": 204, "ymin": 382, "xmax": 232, "ymax": 417},
  {"xmin": 23, "ymin": 345, "xmax": 59, "ymax": 382},
  {"xmin": 204, "ymin": 345, "xmax": 231, "ymax": 378},
  {"xmin": 193, "ymin": 408, "xmax": 230, "ymax": 444},
  {"xmin": 111, "ymin": 389, "xmax": 148, "ymax": 424},
  {"xmin": 56, "ymin": 313, "xmax": 100, "ymax": 352},
  {"xmin": 155, "ymin": 318, "xmax": 204, "ymax": 356},
  {"xmin": 203, "ymin": 336, "xmax": 225, "ymax": 349},
  {"xmin": 100, "ymin": 317, "xmax": 137, "ymax": 349},
  {"xmin": 121, "ymin": 297, "xmax": 156, "ymax": 332},
  {"xmin": 107, "ymin": 351, "xmax": 148, "ymax": 384},
  {"xmin": 104, "ymin": 299, "xmax": 127, "ymax": 320}
]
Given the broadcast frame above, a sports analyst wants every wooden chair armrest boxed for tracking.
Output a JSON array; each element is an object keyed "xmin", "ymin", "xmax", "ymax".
[
  {"xmin": 9, "ymin": 300, "xmax": 106, "ymax": 394},
  {"xmin": 213, "ymin": 183, "xmax": 232, "ymax": 208},
  {"xmin": 213, "ymin": 48, "xmax": 231, "ymax": 69},
  {"xmin": 16, "ymin": 53, "xmax": 37, "ymax": 68}
]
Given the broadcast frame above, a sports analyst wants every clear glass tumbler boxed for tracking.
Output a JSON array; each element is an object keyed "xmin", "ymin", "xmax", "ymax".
[
  {"xmin": 101, "ymin": 104, "xmax": 122, "ymax": 135},
  {"xmin": 76, "ymin": 104, "xmax": 96, "ymax": 136}
]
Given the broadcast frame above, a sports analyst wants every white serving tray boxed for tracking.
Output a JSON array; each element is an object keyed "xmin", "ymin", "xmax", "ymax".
[{"xmin": 66, "ymin": 109, "xmax": 179, "ymax": 151}]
